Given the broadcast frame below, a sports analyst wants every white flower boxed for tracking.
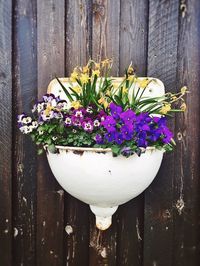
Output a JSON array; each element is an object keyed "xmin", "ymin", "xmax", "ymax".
[
  {"xmin": 38, "ymin": 128, "xmax": 44, "ymax": 135},
  {"xmin": 86, "ymin": 106, "xmax": 93, "ymax": 113},
  {"xmin": 20, "ymin": 125, "xmax": 33, "ymax": 134},
  {"xmin": 65, "ymin": 117, "xmax": 72, "ymax": 125},
  {"xmin": 17, "ymin": 114, "xmax": 25, "ymax": 123},
  {"xmin": 93, "ymin": 119, "xmax": 100, "ymax": 127},
  {"xmin": 37, "ymin": 103, "xmax": 45, "ymax": 113},
  {"xmin": 41, "ymin": 110, "xmax": 54, "ymax": 121},
  {"xmin": 32, "ymin": 121, "xmax": 38, "ymax": 128},
  {"xmin": 22, "ymin": 116, "xmax": 32, "ymax": 124}
]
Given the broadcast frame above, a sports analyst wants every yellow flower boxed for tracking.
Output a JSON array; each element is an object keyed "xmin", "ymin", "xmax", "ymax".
[
  {"xmin": 95, "ymin": 63, "xmax": 100, "ymax": 69},
  {"xmin": 160, "ymin": 104, "xmax": 171, "ymax": 114},
  {"xmin": 71, "ymin": 101, "xmax": 82, "ymax": 109},
  {"xmin": 127, "ymin": 75, "xmax": 135, "ymax": 82},
  {"xmin": 172, "ymin": 96, "xmax": 177, "ymax": 101},
  {"xmin": 70, "ymin": 70, "xmax": 79, "ymax": 82},
  {"xmin": 181, "ymin": 86, "xmax": 188, "ymax": 95},
  {"xmin": 112, "ymin": 82, "xmax": 119, "ymax": 89},
  {"xmin": 103, "ymin": 101, "xmax": 109, "ymax": 109},
  {"xmin": 73, "ymin": 86, "xmax": 82, "ymax": 94},
  {"xmin": 127, "ymin": 66, "xmax": 134, "ymax": 75},
  {"xmin": 122, "ymin": 86, "xmax": 128, "ymax": 94},
  {"xmin": 80, "ymin": 73, "xmax": 89, "ymax": 84},
  {"xmin": 138, "ymin": 78, "xmax": 149, "ymax": 89},
  {"xmin": 92, "ymin": 69, "xmax": 100, "ymax": 77},
  {"xmin": 82, "ymin": 65, "xmax": 89, "ymax": 74},
  {"xmin": 101, "ymin": 58, "xmax": 112, "ymax": 67},
  {"xmin": 180, "ymin": 102, "xmax": 187, "ymax": 111},
  {"xmin": 106, "ymin": 90, "xmax": 111, "ymax": 96},
  {"xmin": 44, "ymin": 104, "xmax": 53, "ymax": 116},
  {"xmin": 98, "ymin": 97, "xmax": 109, "ymax": 109}
]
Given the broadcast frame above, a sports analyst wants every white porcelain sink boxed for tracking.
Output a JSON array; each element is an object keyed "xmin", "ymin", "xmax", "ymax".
[{"xmin": 46, "ymin": 146, "xmax": 163, "ymax": 230}]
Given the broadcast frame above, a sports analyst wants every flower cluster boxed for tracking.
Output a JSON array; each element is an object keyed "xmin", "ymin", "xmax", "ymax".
[
  {"xmin": 93, "ymin": 103, "xmax": 173, "ymax": 156},
  {"xmin": 17, "ymin": 59, "xmax": 188, "ymax": 157},
  {"xmin": 17, "ymin": 94, "xmax": 174, "ymax": 157}
]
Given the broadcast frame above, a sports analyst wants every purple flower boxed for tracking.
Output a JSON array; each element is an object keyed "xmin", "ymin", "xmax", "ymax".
[
  {"xmin": 120, "ymin": 125, "xmax": 133, "ymax": 140},
  {"xmin": 110, "ymin": 103, "xmax": 122, "ymax": 119},
  {"xmin": 149, "ymin": 129, "xmax": 161, "ymax": 142},
  {"xmin": 105, "ymin": 132, "xmax": 116, "ymax": 142},
  {"xmin": 95, "ymin": 134, "xmax": 103, "ymax": 144},
  {"xmin": 82, "ymin": 119, "xmax": 94, "ymax": 132},
  {"xmin": 161, "ymin": 127, "xmax": 173, "ymax": 143},
  {"xmin": 74, "ymin": 109, "xmax": 84, "ymax": 118},
  {"xmin": 102, "ymin": 116, "xmax": 116, "ymax": 132},
  {"xmin": 120, "ymin": 109, "xmax": 136, "ymax": 125},
  {"xmin": 71, "ymin": 116, "xmax": 82, "ymax": 127},
  {"xmin": 114, "ymin": 132, "xmax": 124, "ymax": 145},
  {"xmin": 137, "ymin": 131, "xmax": 147, "ymax": 147},
  {"xmin": 98, "ymin": 110, "xmax": 107, "ymax": 121}
]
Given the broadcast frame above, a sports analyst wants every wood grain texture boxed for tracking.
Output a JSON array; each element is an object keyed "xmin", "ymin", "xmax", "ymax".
[
  {"xmin": 116, "ymin": 1, "xmax": 148, "ymax": 265},
  {"xmin": 173, "ymin": 0, "xmax": 200, "ymax": 265},
  {"xmin": 37, "ymin": 0, "xmax": 65, "ymax": 265},
  {"xmin": 66, "ymin": 0, "xmax": 92, "ymax": 74},
  {"xmin": 89, "ymin": 214, "xmax": 118, "ymax": 266},
  {"xmin": 92, "ymin": 0, "xmax": 120, "ymax": 75},
  {"xmin": 119, "ymin": 0, "xmax": 148, "ymax": 75},
  {"xmin": 144, "ymin": 1, "xmax": 179, "ymax": 265},
  {"xmin": 12, "ymin": 1, "xmax": 37, "ymax": 265},
  {"xmin": 0, "ymin": 1, "xmax": 12, "ymax": 265},
  {"xmin": 0, "ymin": 0, "xmax": 200, "ymax": 265},
  {"xmin": 64, "ymin": 1, "xmax": 92, "ymax": 264},
  {"xmin": 89, "ymin": 1, "xmax": 120, "ymax": 265}
]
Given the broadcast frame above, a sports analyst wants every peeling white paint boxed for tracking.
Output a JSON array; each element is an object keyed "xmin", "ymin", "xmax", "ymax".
[
  {"xmin": 176, "ymin": 198, "xmax": 185, "ymax": 215},
  {"xmin": 14, "ymin": 227, "xmax": 18, "ymax": 238},
  {"xmin": 22, "ymin": 197, "xmax": 27, "ymax": 205},
  {"xmin": 101, "ymin": 247, "xmax": 107, "ymax": 258},
  {"xmin": 136, "ymin": 218, "xmax": 142, "ymax": 241},
  {"xmin": 65, "ymin": 225, "xmax": 73, "ymax": 235},
  {"xmin": 57, "ymin": 189, "xmax": 64, "ymax": 196}
]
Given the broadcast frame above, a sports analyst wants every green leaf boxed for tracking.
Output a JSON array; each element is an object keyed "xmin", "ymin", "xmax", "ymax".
[
  {"xmin": 111, "ymin": 145, "xmax": 121, "ymax": 157},
  {"xmin": 37, "ymin": 148, "xmax": 44, "ymax": 155},
  {"xmin": 48, "ymin": 144, "xmax": 56, "ymax": 154},
  {"xmin": 56, "ymin": 77, "xmax": 73, "ymax": 102}
]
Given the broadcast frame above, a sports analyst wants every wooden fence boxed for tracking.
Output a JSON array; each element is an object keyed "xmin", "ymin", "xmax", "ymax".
[{"xmin": 0, "ymin": 0, "xmax": 200, "ymax": 265}]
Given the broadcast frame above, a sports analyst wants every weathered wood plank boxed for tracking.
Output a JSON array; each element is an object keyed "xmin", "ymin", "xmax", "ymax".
[
  {"xmin": 116, "ymin": 1, "xmax": 148, "ymax": 265},
  {"xmin": 173, "ymin": 0, "xmax": 200, "ymax": 265},
  {"xmin": 92, "ymin": 0, "xmax": 120, "ymax": 75},
  {"xmin": 89, "ymin": 1, "xmax": 120, "ymax": 265},
  {"xmin": 37, "ymin": 0, "xmax": 65, "ymax": 265},
  {"xmin": 89, "ymin": 213, "xmax": 118, "ymax": 266},
  {"xmin": 144, "ymin": 1, "xmax": 179, "ymax": 265},
  {"xmin": 64, "ymin": 1, "xmax": 92, "ymax": 264},
  {"xmin": 119, "ymin": 0, "xmax": 148, "ymax": 76},
  {"xmin": 0, "ymin": 0, "xmax": 12, "ymax": 265},
  {"xmin": 65, "ymin": 0, "xmax": 92, "ymax": 74},
  {"xmin": 12, "ymin": 1, "xmax": 37, "ymax": 265}
]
